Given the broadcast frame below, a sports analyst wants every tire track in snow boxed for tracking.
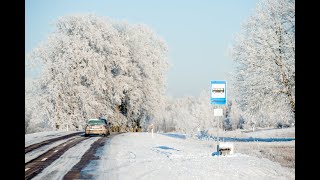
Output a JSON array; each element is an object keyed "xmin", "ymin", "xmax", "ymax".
[
  {"xmin": 25, "ymin": 132, "xmax": 83, "ymax": 154},
  {"xmin": 25, "ymin": 136, "xmax": 88, "ymax": 180},
  {"xmin": 63, "ymin": 136, "xmax": 108, "ymax": 179},
  {"xmin": 31, "ymin": 137, "xmax": 100, "ymax": 180},
  {"xmin": 25, "ymin": 136, "xmax": 76, "ymax": 163}
]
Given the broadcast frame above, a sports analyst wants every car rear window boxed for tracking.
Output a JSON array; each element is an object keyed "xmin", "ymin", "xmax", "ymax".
[{"xmin": 87, "ymin": 120, "xmax": 105, "ymax": 125}]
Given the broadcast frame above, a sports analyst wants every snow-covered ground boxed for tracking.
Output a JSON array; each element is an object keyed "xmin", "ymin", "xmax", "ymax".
[
  {"xmin": 93, "ymin": 132, "xmax": 294, "ymax": 180},
  {"xmin": 241, "ymin": 127, "xmax": 295, "ymax": 138},
  {"xmin": 203, "ymin": 127, "xmax": 295, "ymax": 139},
  {"xmin": 25, "ymin": 129, "xmax": 295, "ymax": 180}
]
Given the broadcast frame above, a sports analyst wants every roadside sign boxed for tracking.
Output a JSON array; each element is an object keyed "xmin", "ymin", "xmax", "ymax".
[
  {"xmin": 210, "ymin": 80, "xmax": 227, "ymax": 105},
  {"xmin": 214, "ymin": 108, "xmax": 223, "ymax": 116}
]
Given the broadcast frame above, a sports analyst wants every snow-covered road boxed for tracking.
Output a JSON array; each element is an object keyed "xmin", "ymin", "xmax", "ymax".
[{"xmin": 25, "ymin": 131, "xmax": 294, "ymax": 180}]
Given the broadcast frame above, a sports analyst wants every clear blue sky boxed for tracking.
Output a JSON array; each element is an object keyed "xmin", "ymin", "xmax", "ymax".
[{"xmin": 26, "ymin": 0, "xmax": 258, "ymax": 98}]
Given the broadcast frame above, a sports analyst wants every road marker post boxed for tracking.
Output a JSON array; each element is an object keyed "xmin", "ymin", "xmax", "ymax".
[{"xmin": 150, "ymin": 124, "xmax": 154, "ymax": 138}]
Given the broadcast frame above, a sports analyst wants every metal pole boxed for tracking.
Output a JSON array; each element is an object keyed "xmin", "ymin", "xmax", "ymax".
[
  {"xmin": 217, "ymin": 115, "xmax": 220, "ymax": 156},
  {"xmin": 213, "ymin": 106, "xmax": 220, "ymax": 156}
]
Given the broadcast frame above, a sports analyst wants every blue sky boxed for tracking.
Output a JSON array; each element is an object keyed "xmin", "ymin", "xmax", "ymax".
[{"xmin": 26, "ymin": 0, "xmax": 258, "ymax": 98}]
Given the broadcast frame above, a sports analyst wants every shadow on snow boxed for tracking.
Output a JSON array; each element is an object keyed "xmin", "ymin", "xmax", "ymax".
[
  {"xmin": 154, "ymin": 146, "xmax": 181, "ymax": 151},
  {"xmin": 160, "ymin": 132, "xmax": 294, "ymax": 142},
  {"xmin": 160, "ymin": 133, "xmax": 187, "ymax": 139}
]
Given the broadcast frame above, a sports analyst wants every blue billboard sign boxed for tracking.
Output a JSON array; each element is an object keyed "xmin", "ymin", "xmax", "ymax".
[{"xmin": 210, "ymin": 80, "xmax": 227, "ymax": 105}]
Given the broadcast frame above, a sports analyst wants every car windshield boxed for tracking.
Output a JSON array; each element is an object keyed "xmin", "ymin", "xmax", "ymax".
[{"xmin": 87, "ymin": 119, "xmax": 105, "ymax": 125}]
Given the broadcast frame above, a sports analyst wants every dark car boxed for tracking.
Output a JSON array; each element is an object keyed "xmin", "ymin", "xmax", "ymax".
[
  {"xmin": 85, "ymin": 119, "xmax": 110, "ymax": 136},
  {"xmin": 100, "ymin": 118, "xmax": 107, "ymax": 125},
  {"xmin": 101, "ymin": 118, "xmax": 111, "ymax": 134}
]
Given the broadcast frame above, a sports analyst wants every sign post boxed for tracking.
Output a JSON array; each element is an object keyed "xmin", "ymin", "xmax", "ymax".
[{"xmin": 210, "ymin": 80, "xmax": 227, "ymax": 156}]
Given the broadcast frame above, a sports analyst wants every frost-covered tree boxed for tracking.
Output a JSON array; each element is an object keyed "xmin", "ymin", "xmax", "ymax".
[
  {"xmin": 231, "ymin": 0, "xmax": 295, "ymax": 127},
  {"xmin": 226, "ymin": 83, "xmax": 248, "ymax": 130},
  {"xmin": 155, "ymin": 89, "xmax": 219, "ymax": 136},
  {"xmin": 224, "ymin": 100, "xmax": 233, "ymax": 131},
  {"xmin": 26, "ymin": 14, "xmax": 169, "ymax": 131}
]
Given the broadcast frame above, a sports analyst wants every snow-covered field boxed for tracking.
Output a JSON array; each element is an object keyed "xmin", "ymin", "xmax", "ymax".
[
  {"xmin": 204, "ymin": 127, "xmax": 295, "ymax": 139},
  {"xmin": 25, "ymin": 128, "xmax": 295, "ymax": 180},
  {"xmin": 93, "ymin": 132, "xmax": 294, "ymax": 180}
]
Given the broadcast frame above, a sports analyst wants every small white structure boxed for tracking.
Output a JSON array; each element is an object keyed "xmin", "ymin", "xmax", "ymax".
[
  {"xmin": 218, "ymin": 142, "xmax": 234, "ymax": 156},
  {"xmin": 148, "ymin": 124, "xmax": 154, "ymax": 138},
  {"xmin": 214, "ymin": 108, "xmax": 223, "ymax": 116}
]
